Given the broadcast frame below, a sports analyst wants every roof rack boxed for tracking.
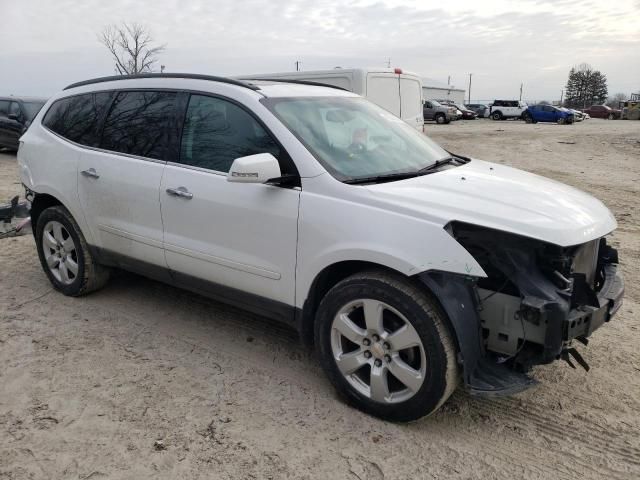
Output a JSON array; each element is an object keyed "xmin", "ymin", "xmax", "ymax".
[
  {"xmin": 63, "ymin": 73, "xmax": 260, "ymax": 91},
  {"xmin": 239, "ymin": 78, "xmax": 348, "ymax": 91}
]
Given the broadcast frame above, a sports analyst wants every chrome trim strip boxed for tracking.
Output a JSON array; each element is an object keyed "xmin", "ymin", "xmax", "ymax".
[
  {"xmin": 165, "ymin": 161, "xmax": 227, "ymax": 176},
  {"xmin": 164, "ymin": 242, "xmax": 281, "ymax": 280},
  {"xmin": 97, "ymin": 224, "xmax": 164, "ymax": 249}
]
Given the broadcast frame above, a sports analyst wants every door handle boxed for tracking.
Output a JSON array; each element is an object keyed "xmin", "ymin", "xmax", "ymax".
[
  {"xmin": 166, "ymin": 187, "xmax": 193, "ymax": 199},
  {"xmin": 81, "ymin": 168, "xmax": 100, "ymax": 179}
]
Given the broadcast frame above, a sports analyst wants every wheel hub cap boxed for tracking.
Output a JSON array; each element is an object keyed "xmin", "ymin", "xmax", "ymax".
[
  {"xmin": 42, "ymin": 220, "xmax": 79, "ymax": 286},
  {"xmin": 330, "ymin": 299, "xmax": 427, "ymax": 404}
]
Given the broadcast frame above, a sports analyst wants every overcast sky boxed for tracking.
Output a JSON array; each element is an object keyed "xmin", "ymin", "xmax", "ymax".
[{"xmin": 1, "ymin": 0, "xmax": 638, "ymax": 102}]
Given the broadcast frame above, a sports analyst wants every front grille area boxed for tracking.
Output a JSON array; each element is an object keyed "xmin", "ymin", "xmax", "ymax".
[{"xmin": 571, "ymin": 239, "xmax": 600, "ymax": 288}]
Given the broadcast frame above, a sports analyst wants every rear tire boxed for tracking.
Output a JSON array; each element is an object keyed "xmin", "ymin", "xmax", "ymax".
[
  {"xmin": 35, "ymin": 205, "xmax": 110, "ymax": 296},
  {"xmin": 491, "ymin": 111, "xmax": 502, "ymax": 120},
  {"xmin": 315, "ymin": 270, "xmax": 458, "ymax": 422},
  {"xmin": 608, "ymin": 113, "xmax": 614, "ymax": 120}
]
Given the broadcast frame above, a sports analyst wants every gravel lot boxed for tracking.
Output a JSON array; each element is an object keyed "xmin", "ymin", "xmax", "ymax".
[{"xmin": 1, "ymin": 119, "xmax": 639, "ymax": 479}]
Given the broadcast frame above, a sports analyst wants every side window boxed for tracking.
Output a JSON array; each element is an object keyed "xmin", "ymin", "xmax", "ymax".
[
  {"xmin": 43, "ymin": 92, "xmax": 113, "ymax": 146},
  {"xmin": 179, "ymin": 95, "xmax": 281, "ymax": 173},
  {"xmin": 0, "ymin": 100, "xmax": 9, "ymax": 117},
  {"xmin": 9, "ymin": 102, "xmax": 21, "ymax": 117},
  {"xmin": 101, "ymin": 90, "xmax": 177, "ymax": 160}
]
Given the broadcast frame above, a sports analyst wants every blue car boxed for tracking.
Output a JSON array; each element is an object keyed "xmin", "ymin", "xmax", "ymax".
[{"xmin": 523, "ymin": 105, "xmax": 574, "ymax": 124}]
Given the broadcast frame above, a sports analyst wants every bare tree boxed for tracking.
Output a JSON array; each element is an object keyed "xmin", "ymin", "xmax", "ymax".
[
  {"xmin": 99, "ymin": 23, "xmax": 166, "ymax": 75},
  {"xmin": 606, "ymin": 92, "xmax": 627, "ymax": 109}
]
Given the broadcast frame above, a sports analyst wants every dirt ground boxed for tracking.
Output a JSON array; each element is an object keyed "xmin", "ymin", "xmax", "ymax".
[{"xmin": 1, "ymin": 118, "xmax": 639, "ymax": 480}]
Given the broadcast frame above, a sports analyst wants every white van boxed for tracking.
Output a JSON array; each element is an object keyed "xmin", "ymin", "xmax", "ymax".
[{"xmin": 239, "ymin": 68, "xmax": 424, "ymax": 130}]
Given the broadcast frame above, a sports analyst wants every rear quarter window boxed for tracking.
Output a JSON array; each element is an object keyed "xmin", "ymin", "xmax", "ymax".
[{"xmin": 43, "ymin": 92, "xmax": 113, "ymax": 146}]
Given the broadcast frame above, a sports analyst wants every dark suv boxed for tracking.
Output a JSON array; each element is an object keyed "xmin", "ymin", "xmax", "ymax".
[{"xmin": 0, "ymin": 96, "xmax": 47, "ymax": 150}]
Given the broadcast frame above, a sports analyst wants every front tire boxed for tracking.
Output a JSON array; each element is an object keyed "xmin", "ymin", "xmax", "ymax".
[
  {"xmin": 35, "ymin": 205, "xmax": 110, "ymax": 296},
  {"xmin": 435, "ymin": 114, "xmax": 446, "ymax": 124},
  {"xmin": 315, "ymin": 271, "xmax": 458, "ymax": 422},
  {"xmin": 524, "ymin": 114, "xmax": 534, "ymax": 124},
  {"xmin": 608, "ymin": 113, "xmax": 614, "ymax": 120}
]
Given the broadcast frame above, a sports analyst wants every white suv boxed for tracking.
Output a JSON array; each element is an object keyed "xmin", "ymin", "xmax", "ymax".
[
  {"xmin": 18, "ymin": 74, "xmax": 624, "ymax": 421},
  {"xmin": 489, "ymin": 100, "xmax": 528, "ymax": 120}
]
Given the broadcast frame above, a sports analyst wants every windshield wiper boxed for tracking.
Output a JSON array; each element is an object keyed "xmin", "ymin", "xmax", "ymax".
[
  {"xmin": 343, "ymin": 171, "xmax": 419, "ymax": 185},
  {"xmin": 417, "ymin": 155, "xmax": 467, "ymax": 174},
  {"xmin": 344, "ymin": 154, "xmax": 470, "ymax": 185}
]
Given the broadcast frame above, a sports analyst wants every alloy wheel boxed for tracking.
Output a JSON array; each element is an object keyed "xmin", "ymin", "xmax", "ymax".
[
  {"xmin": 330, "ymin": 299, "xmax": 426, "ymax": 404},
  {"xmin": 42, "ymin": 220, "xmax": 79, "ymax": 285}
]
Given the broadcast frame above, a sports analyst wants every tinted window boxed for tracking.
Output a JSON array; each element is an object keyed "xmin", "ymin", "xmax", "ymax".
[
  {"xmin": 9, "ymin": 102, "xmax": 20, "ymax": 117},
  {"xmin": 43, "ymin": 93, "xmax": 113, "ymax": 146},
  {"xmin": 179, "ymin": 95, "xmax": 280, "ymax": 173},
  {"xmin": 0, "ymin": 100, "xmax": 9, "ymax": 116},
  {"xmin": 101, "ymin": 91, "xmax": 176, "ymax": 160}
]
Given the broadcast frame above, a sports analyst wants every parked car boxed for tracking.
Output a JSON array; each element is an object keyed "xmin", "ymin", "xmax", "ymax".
[
  {"xmin": 581, "ymin": 105, "xmax": 621, "ymax": 119},
  {"xmin": 435, "ymin": 100, "xmax": 463, "ymax": 120},
  {"xmin": 422, "ymin": 99, "xmax": 457, "ymax": 124},
  {"xmin": 523, "ymin": 105, "xmax": 575, "ymax": 124},
  {"xmin": 489, "ymin": 100, "xmax": 527, "ymax": 120},
  {"xmin": 465, "ymin": 104, "xmax": 489, "ymax": 118},
  {"xmin": 0, "ymin": 96, "xmax": 47, "ymax": 150},
  {"xmin": 18, "ymin": 73, "xmax": 624, "ymax": 421},
  {"xmin": 453, "ymin": 104, "xmax": 477, "ymax": 120},
  {"xmin": 567, "ymin": 108, "xmax": 585, "ymax": 121},
  {"xmin": 239, "ymin": 68, "xmax": 424, "ymax": 130}
]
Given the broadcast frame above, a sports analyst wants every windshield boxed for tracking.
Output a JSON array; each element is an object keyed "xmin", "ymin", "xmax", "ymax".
[
  {"xmin": 429, "ymin": 100, "xmax": 442, "ymax": 107},
  {"xmin": 22, "ymin": 101, "xmax": 46, "ymax": 120},
  {"xmin": 265, "ymin": 97, "xmax": 449, "ymax": 182}
]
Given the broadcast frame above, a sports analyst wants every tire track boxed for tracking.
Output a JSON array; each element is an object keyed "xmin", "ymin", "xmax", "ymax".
[{"xmin": 467, "ymin": 396, "xmax": 640, "ymax": 476}]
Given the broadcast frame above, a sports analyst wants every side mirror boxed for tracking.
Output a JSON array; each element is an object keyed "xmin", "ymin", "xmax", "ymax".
[
  {"xmin": 8, "ymin": 113, "xmax": 20, "ymax": 122},
  {"xmin": 227, "ymin": 153, "xmax": 281, "ymax": 184}
]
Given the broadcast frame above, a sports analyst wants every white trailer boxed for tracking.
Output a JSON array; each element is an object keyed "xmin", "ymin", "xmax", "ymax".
[{"xmin": 239, "ymin": 68, "xmax": 424, "ymax": 130}]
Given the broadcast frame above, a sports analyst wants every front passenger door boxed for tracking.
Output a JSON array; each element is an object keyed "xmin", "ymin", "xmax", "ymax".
[{"xmin": 160, "ymin": 93, "xmax": 300, "ymax": 320}]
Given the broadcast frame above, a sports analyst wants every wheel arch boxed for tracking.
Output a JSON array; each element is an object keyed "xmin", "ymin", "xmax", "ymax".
[
  {"xmin": 29, "ymin": 190, "xmax": 95, "ymax": 245},
  {"xmin": 297, "ymin": 260, "xmax": 462, "ymax": 356},
  {"xmin": 30, "ymin": 193, "xmax": 63, "ymax": 235}
]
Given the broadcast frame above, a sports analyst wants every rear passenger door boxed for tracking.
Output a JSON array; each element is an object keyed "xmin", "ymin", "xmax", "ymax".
[
  {"xmin": 399, "ymin": 77, "xmax": 423, "ymax": 128},
  {"xmin": 76, "ymin": 90, "xmax": 177, "ymax": 277},
  {"xmin": 160, "ymin": 93, "xmax": 300, "ymax": 319},
  {"xmin": 366, "ymin": 74, "xmax": 401, "ymax": 117}
]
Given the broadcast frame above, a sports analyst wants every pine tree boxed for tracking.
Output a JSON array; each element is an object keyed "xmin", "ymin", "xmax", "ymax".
[{"xmin": 564, "ymin": 64, "xmax": 608, "ymax": 108}]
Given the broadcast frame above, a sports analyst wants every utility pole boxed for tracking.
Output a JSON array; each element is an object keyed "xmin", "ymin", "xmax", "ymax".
[
  {"xmin": 447, "ymin": 75, "xmax": 451, "ymax": 85},
  {"xmin": 160, "ymin": 65, "xmax": 165, "ymax": 74},
  {"xmin": 560, "ymin": 89, "xmax": 564, "ymax": 106},
  {"xmin": 295, "ymin": 60, "xmax": 302, "ymax": 71},
  {"xmin": 386, "ymin": 57, "xmax": 391, "ymax": 68},
  {"xmin": 519, "ymin": 82, "xmax": 523, "ymax": 102},
  {"xmin": 468, "ymin": 73, "xmax": 472, "ymax": 104}
]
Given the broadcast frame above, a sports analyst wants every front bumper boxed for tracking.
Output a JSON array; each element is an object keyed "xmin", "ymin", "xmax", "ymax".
[
  {"xmin": 565, "ymin": 264, "xmax": 623, "ymax": 341},
  {"xmin": 420, "ymin": 229, "xmax": 624, "ymax": 396}
]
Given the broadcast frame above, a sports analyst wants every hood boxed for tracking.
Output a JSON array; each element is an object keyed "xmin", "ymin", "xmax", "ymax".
[{"xmin": 366, "ymin": 159, "xmax": 616, "ymax": 247}]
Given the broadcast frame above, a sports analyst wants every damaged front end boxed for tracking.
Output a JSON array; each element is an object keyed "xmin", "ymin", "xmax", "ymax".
[{"xmin": 419, "ymin": 222, "xmax": 624, "ymax": 396}]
